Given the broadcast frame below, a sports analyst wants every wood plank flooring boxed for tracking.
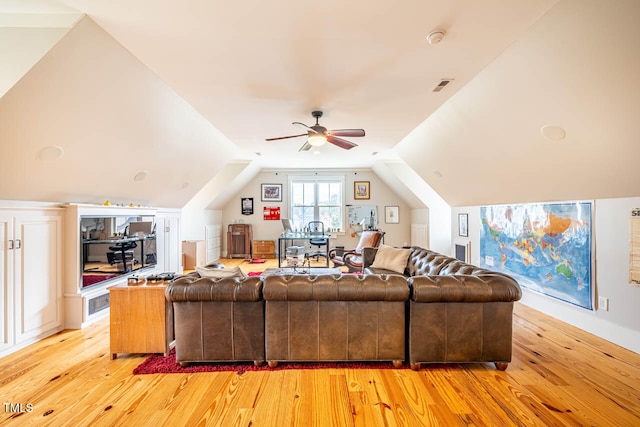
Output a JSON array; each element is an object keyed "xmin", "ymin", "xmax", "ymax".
[{"xmin": 1, "ymin": 258, "xmax": 639, "ymax": 426}]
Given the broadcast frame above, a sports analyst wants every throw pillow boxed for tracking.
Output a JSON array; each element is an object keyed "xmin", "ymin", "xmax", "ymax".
[
  {"xmin": 195, "ymin": 265, "xmax": 248, "ymax": 279},
  {"xmin": 370, "ymin": 244, "xmax": 411, "ymax": 274}
]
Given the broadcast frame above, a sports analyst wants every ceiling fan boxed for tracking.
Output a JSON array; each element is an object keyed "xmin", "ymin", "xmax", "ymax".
[{"xmin": 266, "ymin": 110, "xmax": 365, "ymax": 151}]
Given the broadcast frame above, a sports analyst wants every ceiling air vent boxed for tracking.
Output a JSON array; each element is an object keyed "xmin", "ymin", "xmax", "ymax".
[{"xmin": 432, "ymin": 79, "xmax": 453, "ymax": 92}]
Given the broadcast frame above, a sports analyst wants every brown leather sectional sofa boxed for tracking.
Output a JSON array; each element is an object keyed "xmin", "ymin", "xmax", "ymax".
[
  {"xmin": 165, "ymin": 246, "xmax": 521, "ymax": 370},
  {"xmin": 362, "ymin": 246, "xmax": 522, "ymax": 370}
]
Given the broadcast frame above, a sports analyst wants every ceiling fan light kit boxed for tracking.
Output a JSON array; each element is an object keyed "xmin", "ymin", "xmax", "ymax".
[
  {"xmin": 308, "ymin": 134, "xmax": 327, "ymax": 146},
  {"xmin": 266, "ymin": 110, "xmax": 365, "ymax": 152}
]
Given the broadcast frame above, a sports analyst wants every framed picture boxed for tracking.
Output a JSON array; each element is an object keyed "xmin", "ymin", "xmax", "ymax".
[
  {"xmin": 354, "ymin": 181, "xmax": 370, "ymax": 200},
  {"xmin": 458, "ymin": 213, "xmax": 469, "ymax": 237},
  {"xmin": 385, "ymin": 206, "xmax": 399, "ymax": 224},
  {"xmin": 261, "ymin": 183, "xmax": 282, "ymax": 202},
  {"xmin": 263, "ymin": 206, "xmax": 281, "ymax": 220},
  {"xmin": 241, "ymin": 197, "xmax": 253, "ymax": 215}
]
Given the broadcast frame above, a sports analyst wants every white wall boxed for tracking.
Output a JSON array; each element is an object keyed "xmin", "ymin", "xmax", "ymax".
[
  {"xmin": 181, "ymin": 161, "xmax": 260, "ymax": 241},
  {"xmin": 453, "ymin": 198, "xmax": 640, "ymax": 354},
  {"xmin": 220, "ymin": 169, "xmax": 412, "ymax": 256},
  {"xmin": 372, "ymin": 161, "xmax": 450, "ymax": 253}
]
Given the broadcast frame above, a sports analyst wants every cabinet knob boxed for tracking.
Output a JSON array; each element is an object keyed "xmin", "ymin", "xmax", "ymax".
[
  {"xmin": 8, "ymin": 239, "xmax": 13, "ymax": 250},
  {"xmin": 15, "ymin": 239, "xmax": 21, "ymax": 249}
]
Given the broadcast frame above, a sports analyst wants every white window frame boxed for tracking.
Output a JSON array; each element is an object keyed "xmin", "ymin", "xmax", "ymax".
[{"xmin": 288, "ymin": 175, "xmax": 345, "ymax": 233}]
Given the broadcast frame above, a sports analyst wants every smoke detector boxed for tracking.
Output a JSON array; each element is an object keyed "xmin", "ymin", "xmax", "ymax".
[{"xmin": 427, "ymin": 30, "xmax": 446, "ymax": 45}]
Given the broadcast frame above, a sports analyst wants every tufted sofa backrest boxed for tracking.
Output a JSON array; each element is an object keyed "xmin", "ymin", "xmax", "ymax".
[
  {"xmin": 166, "ymin": 271, "xmax": 263, "ymax": 302},
  {"xmin": 363, "ymin": 245, "xmax": 508, "ymax": 279},
  {"xmin": 438, "ymin": 260, "xmax": 491, "ymax": 276},
  {"xmin": 406, "ymin": 247, "xmax": 458, "ymax": 277}
]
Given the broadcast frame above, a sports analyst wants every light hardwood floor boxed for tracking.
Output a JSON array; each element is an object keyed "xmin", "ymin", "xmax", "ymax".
[{"xmin": 1, "ymin": 258, "xmax": 639, "ymax": 426}]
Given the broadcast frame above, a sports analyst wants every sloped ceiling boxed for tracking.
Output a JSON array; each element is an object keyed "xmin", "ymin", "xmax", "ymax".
[
  {"xmin": 1, "ymin": 0, "xmax": 639, "ymax": 209},
  {"xmin": 0, "ymin": 17, "xmax": 236, "ymax": 208},
  {"xmin": 64, "ymin": 0, "xmax": 557, "ymax": 172},
  {"xmin": 395, "ymin": 0, "xmax": 640, "ymax": 206}
]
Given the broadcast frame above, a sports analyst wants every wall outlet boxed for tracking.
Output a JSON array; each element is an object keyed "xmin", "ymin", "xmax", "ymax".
[{"xmin": 598, "ymin": 296, "xmax": 609, "ymax": 311}]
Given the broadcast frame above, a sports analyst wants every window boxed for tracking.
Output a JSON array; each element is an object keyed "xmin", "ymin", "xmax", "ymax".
[{"xmin": 289, "ymin": 176, "xmax": 344, "ymax": 232}]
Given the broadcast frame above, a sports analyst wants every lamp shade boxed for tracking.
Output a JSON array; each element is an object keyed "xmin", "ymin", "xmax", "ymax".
[{"xmin": 308, "ymin": 134, "xmax": 326, "ymax": 146}]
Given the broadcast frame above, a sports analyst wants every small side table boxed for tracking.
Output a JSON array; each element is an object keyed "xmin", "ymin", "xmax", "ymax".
[{"xmin": 109, "ymin": 281, "xmax": 174, "ymax": 359}]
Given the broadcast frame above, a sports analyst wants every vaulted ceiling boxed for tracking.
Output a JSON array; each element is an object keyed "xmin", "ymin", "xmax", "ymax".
[{"xmin": 1, "ymin": 0, "xmax": 638, "ymax": 208}]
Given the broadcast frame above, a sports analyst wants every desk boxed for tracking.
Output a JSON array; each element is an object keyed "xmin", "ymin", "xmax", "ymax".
[{"xmin": 278, "ymin": 233, "xmax": 331, "ymax": 267}]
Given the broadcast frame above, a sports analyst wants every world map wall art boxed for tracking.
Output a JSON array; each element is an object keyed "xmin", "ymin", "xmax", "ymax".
[{"xmin": 480, "ymin": 201, "xmax": 593, "ymax": 310}]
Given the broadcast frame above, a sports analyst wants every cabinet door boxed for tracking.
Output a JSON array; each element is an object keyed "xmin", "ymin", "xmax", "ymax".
[
  {"xmin": 14, "ymin": 215, "xmax": 62, "ymax": 344},
  {"xmin": 0, "ymin": 216, "xmax": 14, "ymax": 352}
]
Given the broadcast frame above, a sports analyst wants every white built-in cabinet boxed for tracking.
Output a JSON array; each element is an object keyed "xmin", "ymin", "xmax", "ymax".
[
  {"xmin": 63, "ymin": 204, "xmax": 182, "ymax": 329},
  {"xmin": 0, "ymin": 208, "xmax": 63, "ymax": 357}
]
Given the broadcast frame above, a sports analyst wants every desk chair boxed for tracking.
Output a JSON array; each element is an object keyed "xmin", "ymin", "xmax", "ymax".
[
  {"xmin": 108, "ymin": 241, "xmax": 137, "ymax": 272},
  {"xmin": 307, "ymin": 221, "xmax": 327, "ymax": 262}
]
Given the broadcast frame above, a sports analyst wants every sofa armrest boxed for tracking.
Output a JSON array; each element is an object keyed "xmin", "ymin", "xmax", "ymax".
[
  {"xmin": 263, "ymin": 274, "xmax": 409, "ymax": 302},
  {"xmin": 165, "ymin": 275, "xmax": 263, "ymax": 302},
  {"xmin": 409, "ymin": 274, "xmax": 521, "ymax": 303}
]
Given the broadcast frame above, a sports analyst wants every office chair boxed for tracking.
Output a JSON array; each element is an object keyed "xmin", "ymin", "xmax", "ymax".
[
  {"xmin": 108, "ymin": 240, "xmax": 137, "ymax": 272},
  {"xmin": 307, "ymin": 221, "xmax": 327, "ymax": 262}
]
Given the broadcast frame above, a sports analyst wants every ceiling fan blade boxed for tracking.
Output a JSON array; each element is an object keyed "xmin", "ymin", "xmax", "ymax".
[
  {"xmin": 293, "ymin": 122, "xmax": 318, "ymax": 133},
  {"xmin": 326, "ymin": 135, "xmax": 358, "ymax": 150},
  {"xmin": 299, "ymin": 141, "xmax": 313, "ymax": 152},
  {"xmin": 265, "ymin": 133, "xmax": 307, "ymax": 141},
  {"xmin": 327, "ymin": 129, "xmax": 365, "ymax": 138}
]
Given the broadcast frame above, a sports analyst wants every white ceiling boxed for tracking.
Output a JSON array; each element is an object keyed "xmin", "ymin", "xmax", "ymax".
[
  {"xmin": 54, "ymin": 0, "xmax": 559, "ymax": 169},
  {"xmin": 1, "ymin": 0, "xmax": 639, "ymax": 208}
]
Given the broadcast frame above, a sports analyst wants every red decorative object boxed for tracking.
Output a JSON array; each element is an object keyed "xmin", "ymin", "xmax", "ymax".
[
  {"xmin": 82, "ymin": 274, "xmax": 117, "ymax": 287},
  {"xmin": 263, "ymin": 206, "xmax": 281, "ymax": 220}
]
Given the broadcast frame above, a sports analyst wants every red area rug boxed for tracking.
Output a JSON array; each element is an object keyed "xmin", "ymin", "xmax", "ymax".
[{"xmin": 133, "ymin": 349, "xmax": 406, "ymax": 375}]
